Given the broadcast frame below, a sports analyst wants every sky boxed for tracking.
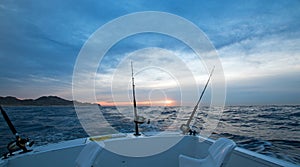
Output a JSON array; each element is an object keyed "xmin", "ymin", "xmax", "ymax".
[{"xmin": 0, "ymin": 0, "xmax": 299, "ymax": 105}]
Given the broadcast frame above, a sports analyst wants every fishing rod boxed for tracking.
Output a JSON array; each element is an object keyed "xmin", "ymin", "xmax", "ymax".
[
  {"xmin": 180, "ymin": 66, "xmax": 215, "ymax": 134},
  {"xmin": 131, "ymin": 61, "xmax": 138, "ymax": 120},
  {"xmin": 0, "ymin": 106, "xmax": 17, "ymax": 136},
  {"xmin": 0, "ymin": 105, "xmax": 34, "ymax": 158},
  {"xmin": 131, "ymin": 61, "xmax": 146, "ymax": 136}
]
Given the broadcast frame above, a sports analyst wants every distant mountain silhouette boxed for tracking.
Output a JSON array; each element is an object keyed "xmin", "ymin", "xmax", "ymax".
[{"xmin": 0, "ymin": 96, "xmax": 93, "ymax": 106}]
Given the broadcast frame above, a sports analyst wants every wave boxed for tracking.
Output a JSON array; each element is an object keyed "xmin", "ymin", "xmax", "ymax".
[{"xmin": 0, "ymin": 105, "xmax": 299, "ymax": 165}]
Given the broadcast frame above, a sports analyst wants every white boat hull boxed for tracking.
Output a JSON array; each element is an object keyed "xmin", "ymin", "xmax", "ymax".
[{"xmin": 0, "ymin": 133, "xmax": 298, "ymax": 167}]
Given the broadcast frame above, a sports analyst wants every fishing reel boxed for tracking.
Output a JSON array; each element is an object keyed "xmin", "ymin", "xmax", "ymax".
[
  {"xmin": 133, "ymin": 115, "xmax": 150, "ymax": 136},
  {"xmin": 180, "ymin": 124, "xmax": 190, "ymax": 134},
  {"xmin": 8, "ymin": 134, "xmax": 34, "ymax": 153},
  {"xmin": 0, "ymin": 105, "xmax": 34, "ymax": 159},
  {"xmin": 180, "ymin": 124, "xmax": 200, "ymax": 136},
  {"xmin": 3, "ymin": 134, "xmax": 34, "ymax": 159},
  {"xmin": 134, "ymin": 115, "xmax": 146, "ymax": 124}
]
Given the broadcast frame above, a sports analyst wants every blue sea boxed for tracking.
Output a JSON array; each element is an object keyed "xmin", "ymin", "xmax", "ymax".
[{"xmin": 0, "ymin": 105, "xmax": 299, "ymax": 165}]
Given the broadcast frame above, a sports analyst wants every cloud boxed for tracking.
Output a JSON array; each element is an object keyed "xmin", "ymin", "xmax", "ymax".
[
  {"xmin": 90, "ymin": 48, "xmax": 201, "ymax": 105},
  {"xmin": 219, "ymin": 31, "xmax": 300, "ymax": 81},
  {"xmin": 0, "ymin": 74, "xmax": 72, "ymax": 99},
  {"xmin": 89, "ymin": 47, "xmax": 225, "ymax": 106},
  {"xmin": 0, "ymin": 0, "xmax": 299, "ymax": 105},
  {"xmin": 217, "ymin": 26, "xmax": 300, "ymax": 104},
  {"xmin": 199, "ymin": 1, "xmax": 300, "ymax": 50}
]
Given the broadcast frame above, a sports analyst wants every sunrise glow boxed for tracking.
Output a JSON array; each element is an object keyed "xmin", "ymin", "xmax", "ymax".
[{"xmin": 98, "ymin": 99, "xmax": 176, "ymax": 107}]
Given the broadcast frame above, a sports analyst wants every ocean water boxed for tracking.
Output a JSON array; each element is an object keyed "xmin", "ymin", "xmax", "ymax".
[{"xmin": 0, "ymin": 105, "xmax": 299, "ymax": 165}]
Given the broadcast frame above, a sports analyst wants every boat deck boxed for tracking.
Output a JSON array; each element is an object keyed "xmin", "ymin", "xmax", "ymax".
[{"xmin": 0, "ymin": 133, "xmax": 298, "ymax": 167}]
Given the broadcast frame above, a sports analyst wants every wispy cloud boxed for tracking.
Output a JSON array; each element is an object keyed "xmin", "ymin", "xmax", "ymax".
[{"xmin": 220, "ymin": 31, "xmax": 300, "ymax": 80}]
